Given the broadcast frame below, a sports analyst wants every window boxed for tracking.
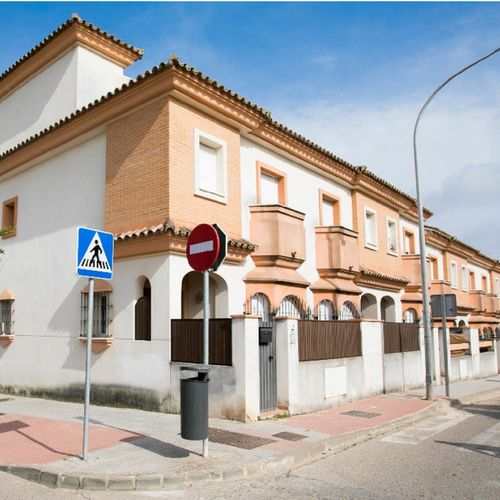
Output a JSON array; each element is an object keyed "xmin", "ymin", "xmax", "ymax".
[
  {"xmin": 81, "ymin": 291, "xmax": 112, "ymax": 338},
  {"xmin": 0, "ymin": 299, "xmax": 13, "ymax": 335},
  {"xmin": 450, "ymin": 262, "xmax": 458, "ymax": 289},
  {"xmin": 250, "ymin": 293, "xmax": 271, "ymax": 322},
  {"xmin": 318, "ymin": 299, "xmax": 334, "ymax": 320},
  {"xmin": 319, "ymin": 192, "xmax": 340, "ymax": 226},
  {"xmin": 194, "ymin": 130, "xmax": 227, "ymax": 203},
  {"xmin": 340, "ymin": 301, "xmax": 356, "ymax": 320},
  {"xmin": 404, "ymin": 308, "xmax": 418, "ymax": 323},
  {"xmin": 276, "ymin": 295, "xmax": 302, "ymax": 318},
  {"xmin": 386, "ymin": 218, "xmax": 398, "ymax": 255},
  {"xmin": 2, "ymin": 196, "xmax": 18, "ymax": 238},
  {"xmin": 461, "ymin": 266, "xmax": 468, "ymax": 292},
  {"xmin": 482, "ymin": 275, "xmax": 488, "ymax": 293},
  {"xmin": 429, "ymin": 257, "xmax": 439, "ymax": 280},
  {"xmin": 495, "ymin": 277, "xmax": 500, "ymax": 297},
  {"xmin": 364, "ymin": 207, "xmax": 377, "ymax": 248},
  {"xmin": 257, "ymin": 162, "xmax": 286, "ymax": 205},
  {"xmin": 261, "ymin": 172, "xmax": 280, "ymax": 203},
  {"xmin": 403, "ymin": 229, "xmax": 415, "ymax": 254},
  {"xmin": 469, "ymin": 271, "xmax": 475, "ymax": 290}
]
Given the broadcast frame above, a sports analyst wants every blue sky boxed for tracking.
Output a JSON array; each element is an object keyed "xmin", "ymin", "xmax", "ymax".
[{"xmin": 1, "ymin": 2, "xmax": 499, "ymax": 257}]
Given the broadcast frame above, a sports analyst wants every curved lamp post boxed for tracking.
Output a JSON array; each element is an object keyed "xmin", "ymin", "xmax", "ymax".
[{"xmin": 414, "ymin": 47, "xmax": 500, "ymax": 401}]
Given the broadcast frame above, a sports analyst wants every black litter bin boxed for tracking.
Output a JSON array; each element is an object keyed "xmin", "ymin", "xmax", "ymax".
[{"xmin": 180, "ymin": 366, "xmax": 209, "ymax": 440}]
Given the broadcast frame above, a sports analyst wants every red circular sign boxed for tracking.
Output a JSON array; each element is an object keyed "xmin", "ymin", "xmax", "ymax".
[{"xmin": 186, "ymin": 224, "xmax": 220, "ymax": 272}]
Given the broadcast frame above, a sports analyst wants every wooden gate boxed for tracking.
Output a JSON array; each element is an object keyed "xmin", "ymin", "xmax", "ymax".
[{"xmin": 135, "ymin": 296, "xmax": 151, "ymax": 341}]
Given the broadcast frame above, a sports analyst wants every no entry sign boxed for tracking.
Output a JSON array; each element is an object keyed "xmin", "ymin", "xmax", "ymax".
[{"xmin": 187, "ymin": 224, "xmax": 220, "ymax": 272}]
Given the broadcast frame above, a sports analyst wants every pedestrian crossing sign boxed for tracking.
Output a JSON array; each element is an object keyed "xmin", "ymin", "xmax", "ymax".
[{"xmin": 76, "ymin": 227, "xmax": 114, "ymax": 280}]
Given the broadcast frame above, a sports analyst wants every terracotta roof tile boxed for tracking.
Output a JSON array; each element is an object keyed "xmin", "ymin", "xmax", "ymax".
[
  {"xmin": 115, "ymin": 219, "xmax": 258, "ymax": 252},
  {"xmin": 0, "ymin": 41, "xmax": 424, "ymax": 214},
  {"xmin": 0, "ymin": 13, "xmax": 143, "ymax": 83},
  {"xmin": 425, "ymin": 225, "xmax": 499, "ymax": 264},
  {"xmin": 358, "ymin": 267, "xmax": 409, "ymax": 285}
]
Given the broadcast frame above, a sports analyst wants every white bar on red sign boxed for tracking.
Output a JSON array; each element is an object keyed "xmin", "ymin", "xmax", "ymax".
[{"xmin": 189, "ymin": 240, "xmax": 214, "ymax": 255}]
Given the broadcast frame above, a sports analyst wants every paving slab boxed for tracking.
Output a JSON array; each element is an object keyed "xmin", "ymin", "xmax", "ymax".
[{"xmin": 0, "ymin": 374, "xmax": 498, "ymax": 491}]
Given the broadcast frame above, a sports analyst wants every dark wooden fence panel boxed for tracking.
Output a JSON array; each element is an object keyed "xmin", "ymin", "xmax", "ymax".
[
  {"xmin": 384, "ymin": 323, "xmax": 420, "ymax": 354},
  {"xmin": 298, "ymin": 320, "xmax": 361, "ymax": 362},
  {"xmin": 383, "ymin": 323, "xmax": 402, "ymax": 354},
  {"xmin": 171, "ymin": 319, "xmax": 232, "ymax": 366}
]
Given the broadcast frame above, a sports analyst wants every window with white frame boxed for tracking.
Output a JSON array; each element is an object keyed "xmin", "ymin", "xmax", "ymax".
[
  {"xmin": 461, "ymin": 265, "xmax": 468, "ymax": 291},
  {"xmin": 364, "ymin": 208, "xmax": 377, "ymax": 248},
  {"xmin": 260, "ymin": 172, "xmax": 280, "ymax": 204},
  {"xmin": 495, "ymin": 277, "xmax": 500, "ymax": 297},
  {"xmin": 386, "ymin": 218, "xmax": 398, "ymax": 254},
  {"xmin": 450, "ymin": 262, "xmax": 458, "ymax": 289},
  {"xmin": 194, "ymin": 130, "xmax": 227, "ymax": 203}
]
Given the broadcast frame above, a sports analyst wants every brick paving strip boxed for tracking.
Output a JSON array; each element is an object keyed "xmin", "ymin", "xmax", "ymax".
[{"xmin": 0, "ymin": 377, "xmax": 499, "ymax": 491}]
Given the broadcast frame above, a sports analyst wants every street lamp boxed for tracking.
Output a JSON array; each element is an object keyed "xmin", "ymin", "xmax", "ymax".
[{"xmin": 413, "ymin": 47, "xmax": 500, "ymax": 401}]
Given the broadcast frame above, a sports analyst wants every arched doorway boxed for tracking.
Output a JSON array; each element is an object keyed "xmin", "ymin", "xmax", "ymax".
[
  {"xmin": 181, "ymin": 271, "xmax": 228, "ymax": 319},
  {"xmin": 381, "ymin": 296, "xmax": 396, "ymax": 322},
  {"xmin": 135, "ymin": 277, "xmax": 151, "ymax": 341},
  {"xmin": 361, "ymin": 293, "xmax": 377, "ymax": 319}
]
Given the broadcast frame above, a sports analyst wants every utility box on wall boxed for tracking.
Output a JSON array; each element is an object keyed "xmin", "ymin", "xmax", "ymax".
[{"xmin": 259, "ymin": 326, "xmax": 273, "ymax": 345}]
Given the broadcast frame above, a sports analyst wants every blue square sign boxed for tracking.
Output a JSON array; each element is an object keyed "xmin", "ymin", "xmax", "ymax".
[{"xmin": 76, "ymin": 227, "xmax": 114, "ymax": 280}]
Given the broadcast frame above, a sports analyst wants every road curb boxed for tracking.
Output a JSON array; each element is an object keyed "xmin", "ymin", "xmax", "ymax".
[{"xmin": 0, "ymin": 387, "xmax": 498, "ymax": 491}]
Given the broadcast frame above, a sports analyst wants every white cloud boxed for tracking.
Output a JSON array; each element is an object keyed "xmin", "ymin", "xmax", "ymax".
[{"xmin": 271, "ymin": 76, "xmax": 500, "ymax": 258}]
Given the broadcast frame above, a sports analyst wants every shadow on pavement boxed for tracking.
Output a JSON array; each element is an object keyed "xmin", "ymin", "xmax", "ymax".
[
  {"xmin": 0, "ymin": 420, "xmax": 76, "ymax": 458},
  {"xmin": 460, "ymin": 403, "xmax": 500, "ymax": 421},
  {"xmin": 74, "ymin": 416, "xmax": 193, "ymax": 458},
  {"xmin": 121, "ymin": 435, "xmax": 190, "ymax": 458},
  {"xmin": 435, "ymin": 440, "xmax": 500, "ymax": 458}
]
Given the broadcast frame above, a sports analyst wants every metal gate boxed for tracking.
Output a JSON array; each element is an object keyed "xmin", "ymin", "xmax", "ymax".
[{"xmin": 259, "ymin": 320, "xmax": 277, "ymax": 412}]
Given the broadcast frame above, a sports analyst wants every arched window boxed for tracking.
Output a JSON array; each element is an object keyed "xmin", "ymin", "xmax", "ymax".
[
  {"xmin": 181, "ymin": 271, "xmax": 228, "ymax": 319},
  {"xmin": 340, "ymin": 301, "xmax": 356, "ymax": 320},
  {"xmin": 135, "ymin": 279, "xmax": 151, "ymax": 341},
  {"xmin": 250, "ymin": 293, "xmax": 271, "ymax": 322},
  {"xmin": 380, "ymin": 296, "xmax": 396, "ymax": 322},
  {"xmin": 361, "ymin": 293, "xmax": 377, "ymax": 320},
  {"xmin": 276, "ymin": 295, "xmax": 302, "ymax": 318},
  {"xmin": 318, "ymin": 299, "xmax": 334, "ymax": 320},
  {"xmin": 404, "ymin": 308, "xmax": 418, "ymax": 323}
]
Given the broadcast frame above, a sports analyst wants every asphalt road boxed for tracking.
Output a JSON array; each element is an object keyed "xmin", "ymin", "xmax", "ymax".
[{"xmin": 0, "ymin": 396, "xmax": 499, "ymax": 499}]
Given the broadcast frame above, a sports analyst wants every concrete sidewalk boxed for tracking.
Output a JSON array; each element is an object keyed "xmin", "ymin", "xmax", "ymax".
[{"xmin": 1, "ymin": 375, "xmax": 499, "ymax": 491}]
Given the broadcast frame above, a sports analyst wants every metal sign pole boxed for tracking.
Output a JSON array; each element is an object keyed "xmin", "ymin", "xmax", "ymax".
[
  {"xmin": 441, "ymin": 295, "xmax": 450, "ymax": 397},
  {"xmin": 202, "ymin": 270, "xmax": 209, "ymax": 458},
  {"xmin": 82, "ymin": 277, "xmax": 94, "ymax": 461}
]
